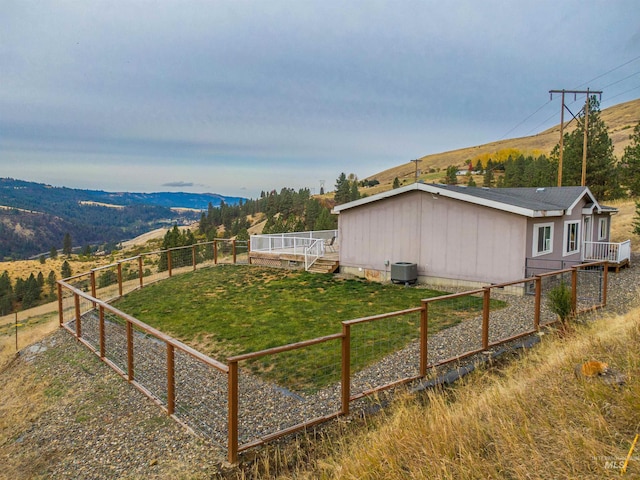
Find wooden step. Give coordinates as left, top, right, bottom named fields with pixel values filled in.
left=308, top=258, right=339, bottom=274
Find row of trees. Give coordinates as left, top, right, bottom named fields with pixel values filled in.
left=198, top=187, right=337, bottom=239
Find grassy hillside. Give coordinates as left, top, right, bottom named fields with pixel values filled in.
left=365, top=97, right=640, bottom=192
left=236, top=306, right=640, bottom=479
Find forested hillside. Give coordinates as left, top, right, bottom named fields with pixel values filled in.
left=0, top=178, right=209, bottom=259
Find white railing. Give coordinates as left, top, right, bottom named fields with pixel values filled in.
left=583, top=240, right=631, bottom=263
left=250, top=230, right=337, bottom=255
left=304, top=239, right=325, bottom=271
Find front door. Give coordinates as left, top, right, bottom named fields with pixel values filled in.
left=583, top=216, right=592, bottom=260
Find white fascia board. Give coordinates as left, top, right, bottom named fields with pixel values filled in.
left=567, top=187, right=599, bottom=215
left=332, top=183, right=421, bottom=213
left=532, top=210, right=565, bottom=217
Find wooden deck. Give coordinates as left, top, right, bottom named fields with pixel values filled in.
left=249, top=249, right=339, bottom=273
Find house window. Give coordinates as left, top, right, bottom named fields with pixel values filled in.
left=563, top=220, right=580, bottom=256
left=598, top=218, right=608, bottom=241
left=533, top=223, right=553, bottom=257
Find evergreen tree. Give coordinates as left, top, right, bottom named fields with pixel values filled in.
left=314, top=207, right=337, bottom=230
left=0, top=271, right=13, bottom=314
left=634, top=201, right=640, bottom=237
left=467, top=175, right=476, bottom=187
left=483, top=160, right=494, bottom=187
left=50, top=246, right=58, bottom=259
left=39, top=254, right=46, bottom=264
left=334, top=172, right=351, bottom=204
left=47, top=270, right=57, bottom=297
left=392, top=177, right=401, bottom=189
left=304, top=198, right=322, bottom=230
left=349, top=181, right=361, bottom=202
left=22, top=273, right=41, bottom=308
left=551, top=96, right=622, bottom=199
left=445, top=166, right=458, bottom=185
left=62, top=232, right=73, bottom=256
left=474, top=159, right=483, bottom=173
left=621, top=121, right=640, bottom=196
left=61, top=260, right=72, bottom=279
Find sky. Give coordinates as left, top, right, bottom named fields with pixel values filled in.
left=1, top=1, right=639, bottom=199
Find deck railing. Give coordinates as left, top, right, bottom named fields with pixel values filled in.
left=583, top=240, right=631, bottom=263
left=250, top=230, right=337, bottom=255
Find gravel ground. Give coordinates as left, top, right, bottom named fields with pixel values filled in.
left=3, top=255, right=639, bottom=479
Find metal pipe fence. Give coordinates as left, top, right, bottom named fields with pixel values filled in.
left=57, top=258, right=610, bottom=464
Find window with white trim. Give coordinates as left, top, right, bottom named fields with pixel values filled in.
left=598, top=217, right=608, bottom=241
left=563, top=220, right=580, bottom=256
left=533, top=223, right=553, bottom=257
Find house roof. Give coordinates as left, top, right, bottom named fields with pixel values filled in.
left=332, top=183, right=615, bottom=218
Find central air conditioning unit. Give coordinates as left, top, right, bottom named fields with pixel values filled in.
left=391, top=262, right=418, bottom=285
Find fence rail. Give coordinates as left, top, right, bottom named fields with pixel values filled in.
left=58, top=253, right=610, bottom=464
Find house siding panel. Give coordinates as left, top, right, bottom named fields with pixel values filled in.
left=419, top=195, right=525, bottom=283
left=338, top=191, right=422, bottom=271
left=339, top=190, right=527, bottom=285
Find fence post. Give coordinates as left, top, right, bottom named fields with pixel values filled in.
left=214, top=241, right=218, bottom=265
left=74, top=293, right=82, bottom=338
left=228, top=359, right=239, bottom=464
left=167, top=343, right=175, bottom=416
left=90, top=270, right=97, bottom=301
left=99, top=305, right=105, bottom=358
left=127, top=320, right=134, bottom=381
left=482, top=287, right=490, bottom=350
left=571, top=267, right=578, bottom=314
left=534, top=276, right=541, bottom=331
left=420, top=301, right=428, bottom=377
left=192, top=245, right=197, bottom=271
left=232, top=240, right=237, bottom=264
left=138, top=256, right=144, bottom=288
left=57, top=282, right=63, bottom=327
left=167, top=250, right=173, bottom=277
left=117, top=262, right=123, bottom=298
left=341, top=323, right=351, bottom=416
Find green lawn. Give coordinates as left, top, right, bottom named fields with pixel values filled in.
left=114, top=265, right=496, bottom=391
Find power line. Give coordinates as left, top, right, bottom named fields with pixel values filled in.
left=499, top=99, right=551, bottom=139
left=574, top=54, right=640, bottom=89
left=601, top=70, right=640, bottom=90
left=602, top=84, right=640, bottom=106
left=504, top=56, right=640, bottom=139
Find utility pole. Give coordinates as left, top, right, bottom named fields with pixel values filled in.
left=549, top=89, right=602, bottom=187
left=411, top=159, right=420, bottom=183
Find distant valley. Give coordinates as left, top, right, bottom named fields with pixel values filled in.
left=0, top=178, right=246, bottom=260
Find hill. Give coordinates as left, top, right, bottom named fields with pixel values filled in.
left=0, top=178, right=246, bottom=260
left=367, top=97, right=640, bottom=189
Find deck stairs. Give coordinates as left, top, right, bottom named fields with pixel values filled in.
left=307, top=257, right=340, bottom=274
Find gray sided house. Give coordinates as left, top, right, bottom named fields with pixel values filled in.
left=332, top=184, right=620, bottom=288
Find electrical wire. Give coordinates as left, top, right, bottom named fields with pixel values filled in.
left=574, top=54, right=640, bottom=89
left=502, top=55, right=640, bottom=138
left=499, top=99, right=552, bottom=139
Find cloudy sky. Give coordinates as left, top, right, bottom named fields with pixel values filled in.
left=1, top=1, right=639, bottom=198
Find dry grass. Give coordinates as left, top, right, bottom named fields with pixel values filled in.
left=236, top=308, right=640, bottom=479
left=0, top=351, right=54, bottom=480
left=0, top=312, right=59, bottom=369
left=607, top=197, right=639, bottom=248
